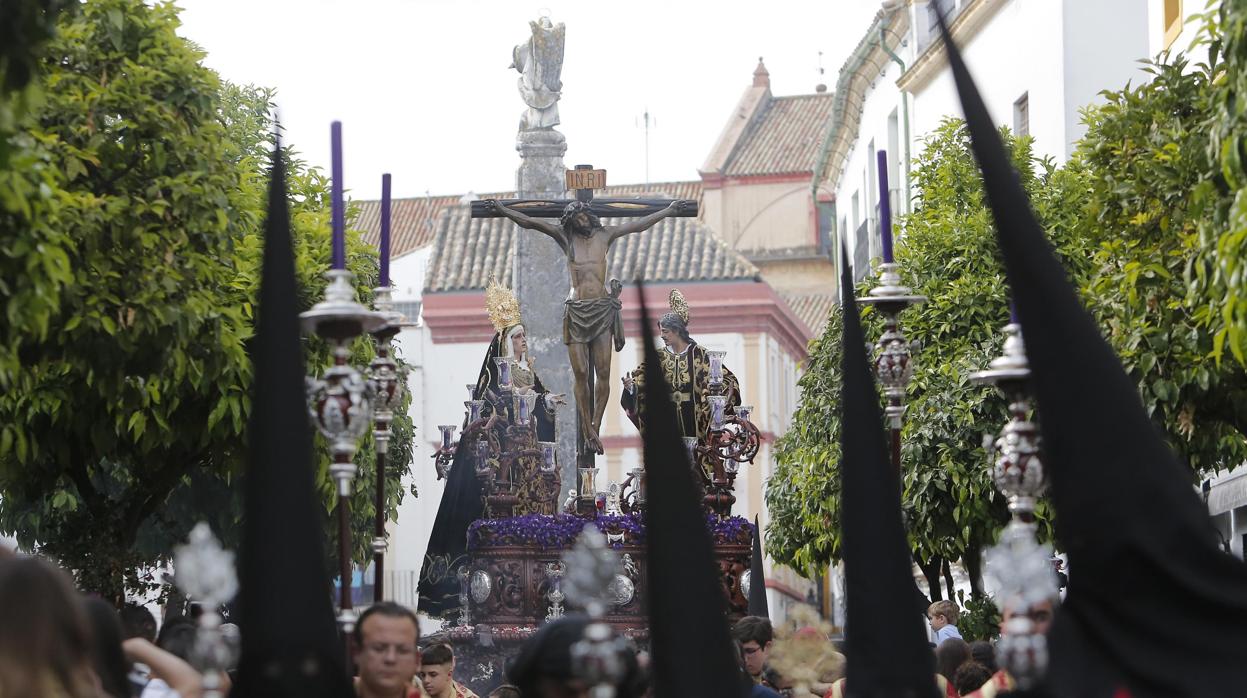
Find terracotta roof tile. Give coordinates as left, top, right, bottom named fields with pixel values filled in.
left=357, top=181, right=704, bottom=261
left=722, top=93, right=836, bottom=177
left=355, top=195, right=464, bottom=261
left=424, top=192, right=757, bottom=293
left=779, top=291, right=838, bottom=338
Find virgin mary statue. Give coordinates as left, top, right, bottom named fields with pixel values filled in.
left=418, top=279, right=564, bottom=617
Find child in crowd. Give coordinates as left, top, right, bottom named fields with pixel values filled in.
left=927, top=600, right=963, bottom=646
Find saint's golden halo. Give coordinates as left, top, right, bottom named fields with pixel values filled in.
left=668, top=288, right=690, bottom=324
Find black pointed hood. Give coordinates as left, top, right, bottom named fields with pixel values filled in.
left=749, top=515, right=770, bottom=618
left=935, top=11, right=1247, bottom=697
left=837, top=251, right=938, bottom=698
left=233, top=142, right=352, bottom=697
left=639, top=283, right=745, bottom=698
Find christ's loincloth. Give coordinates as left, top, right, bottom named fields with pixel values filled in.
left=563, top=296, right=624, bottom=351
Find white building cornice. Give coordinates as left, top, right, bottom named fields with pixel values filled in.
left=896, top=0, right=1010, bottom=93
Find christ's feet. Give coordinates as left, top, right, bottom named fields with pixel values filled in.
left=584, top=428, right=604, bottom=455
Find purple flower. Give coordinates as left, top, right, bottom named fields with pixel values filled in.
left=466, top=512, right=753, bottom=550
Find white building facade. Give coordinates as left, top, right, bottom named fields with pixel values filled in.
left=819, top=0, right=1178, bottom=280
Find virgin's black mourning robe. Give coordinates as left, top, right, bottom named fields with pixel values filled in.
left=417, top=331, right=557, bottom=618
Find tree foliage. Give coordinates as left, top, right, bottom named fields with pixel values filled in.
left=1205, top=0, right=1247, bottom=368
left=768, top=122, right=1084, bottom=591
left=0, top=0, right=413, bottom=600
left=0, top=0, right=78, bottom=166
left=769, top=19, right=1247, bottom=583
left=1076, top=49, right=1247, bottom=473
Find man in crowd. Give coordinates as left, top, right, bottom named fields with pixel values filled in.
left=353, top=602, right=422, bottom=698
left=417, top=643, right=478, bottom=698
left=732, top=615, right=774, bottom=686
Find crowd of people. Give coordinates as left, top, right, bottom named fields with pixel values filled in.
left=735, top=596, right=1051, bottom=698
left=4, top=522, right=1069, bottom=698
left=0, top=553, right=217, bottom=698
left=2, top=537, right=1049, bottom=698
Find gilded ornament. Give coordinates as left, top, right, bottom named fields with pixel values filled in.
left=486, top=276, right=523, bottom=332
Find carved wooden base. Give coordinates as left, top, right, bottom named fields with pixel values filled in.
left=426, top=513, right=754, bottom=694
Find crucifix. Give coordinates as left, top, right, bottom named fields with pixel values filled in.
left=473, top=164, right=698, bottom=470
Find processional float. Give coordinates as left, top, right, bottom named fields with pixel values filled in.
left=424, top=288, right=761, bottom=691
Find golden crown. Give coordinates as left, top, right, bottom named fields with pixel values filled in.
left=668, top=288, right=690, bottom=324
left=486, top=276, right=523, bottom=333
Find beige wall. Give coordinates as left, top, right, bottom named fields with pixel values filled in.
left=757, top=258, right=837, bottom=293
left=703, top=180, right=814, bottom=252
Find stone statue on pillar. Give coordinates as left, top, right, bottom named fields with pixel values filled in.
left=511, top=15, right=574, bottom=488
left=511, top=17, right=566, bottom=141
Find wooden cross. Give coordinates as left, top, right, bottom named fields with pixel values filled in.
left=469, top=164, right=699, bottom=219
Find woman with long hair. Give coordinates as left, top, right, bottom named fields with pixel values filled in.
left=0, top=556, right=99, bottom=697
left=82, top=597, right=134, bottom=698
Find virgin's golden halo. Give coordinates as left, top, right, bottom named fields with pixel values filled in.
left=485, top=276, right=523, bottom=333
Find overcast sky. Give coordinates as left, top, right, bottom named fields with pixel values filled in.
left=174, top=0, right=884, bottom=201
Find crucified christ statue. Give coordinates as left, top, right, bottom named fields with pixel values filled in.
left=485, top=198, right=682, bottom=455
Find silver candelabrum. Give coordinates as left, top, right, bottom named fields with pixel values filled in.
left=173, top=523, right=239, bottom=698
left=301, top=268, right=386, bottom=633
left=971, top=319, right=1056, bottom=690
left=367, top=284, right=412, bottom=604
left=857, top=262, right=925, bottom=476
left=563, top=528, right=632, bottom=698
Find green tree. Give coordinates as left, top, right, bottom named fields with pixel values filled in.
left=770, top=33, right=1247, bottom=588
left=0, top=0, right=413, bottom=600
left=0, top=0, right=78, bottom=166
left=767, top=121, right=1086, bottom=596
left=1077, top=50, right=1247, bottom=473
left=1203, top=0, right=1247, bottom=369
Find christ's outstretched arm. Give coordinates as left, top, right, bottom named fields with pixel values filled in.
left=608, top=200, right=684, bottom=242
left=489, top=200, right=567, bottom=251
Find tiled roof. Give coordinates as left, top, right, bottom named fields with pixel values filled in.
left=722, top=93, right=836, bottom=177
left=424, top=198, right=758, bottom=293
left=356, top=181, right=704, bottom=261
left=355, top=194, right=463, bottom=261
left=780, top=291, right=838, bottom=338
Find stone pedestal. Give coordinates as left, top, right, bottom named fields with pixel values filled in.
left=514, top=128, right=578, bottom=492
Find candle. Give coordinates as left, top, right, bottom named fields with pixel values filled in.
left=709, top=395, right=728, bottom=430
left=682, top=436, right=698, bottom=462
left=380, top=173, right=392, bottom=286
left=737, top=405, right=753, bottom=422
left=523, top=391, right=537, bottom=424
left=475, top=440, right=490, bottom=473
left=438, top=425, right=457, bottom=450
left=465, top=400, right=483, bottom=423
left=708, top=350, right=726, bottom=387
left=538, top=441, right=557, bottom=473
left=1009, top=300, right=1019, bottom=325
left=877, top=149, right=894, bottom=263
left=579, top=466, right=596, bottom=497
left=513, top=391, right=534, bottom=426
left=331, top=121, right=345, bottom=269
left=494, top=357, right=513, bottom=391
